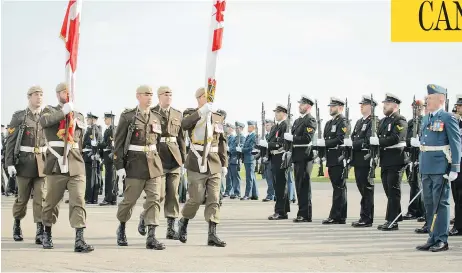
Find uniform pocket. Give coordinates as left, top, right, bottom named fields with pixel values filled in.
left=169, top=119, right=181, bottom=136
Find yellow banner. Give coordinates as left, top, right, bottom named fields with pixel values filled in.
left=391, top=0, right=462, bottom=42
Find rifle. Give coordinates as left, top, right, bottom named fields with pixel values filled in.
left=13, top=109, right=28, bottom=165
left=235, top=121, right=242, bottom=171
left=315, top=100, right=325, bottom=177
left=339, top=98, right=351, bottom=179
left=110, top=111, right=118, bottom=197
left=254, top=122, right=260, bottom=173
left=445, top=89, right=449, bottom=112
left=408, top=96, right=420, bottom=183
left=364, top=93, right=379, bottom=179
left=281, top=94, right=292, bottom=169
left=91, top=125, right=98, bottom=193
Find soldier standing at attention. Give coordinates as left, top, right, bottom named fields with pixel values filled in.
left=176, top=87, right=227, bottom=247
left=6, top=86, right=48, bottom=243
left=114, top=85, right=165, bottom=250
left=317, top=97, right=348, bottom=225
left=99, top=112, right=117, bottom=206
left=82, top=113, right=102, bottom=204
left=283, top=95, right=317, bottom=222
left=260, top=119, right=275, bottom=202
left=259, top=104, right=290, bottom=220
left=239, top=121, right=259, bottom=200
left=350, top=95, right=376, bottom=227
left=370, top=93, right=407, bottom=231
left=228, top=122, right=245, bottom=199
left=40, top=82, right=93, bottom=252
left=449, top=96, right=462, bottom=237
left=414, top=85, right=460, bottom=252
left=223, top=123, right=236, bottom=197
left=137, top=86, right=186, bottom=240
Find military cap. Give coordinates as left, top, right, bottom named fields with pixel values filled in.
left=247, top=120, right=257, bottom=126
left=27, top=85, right=43, bottom=95
left=136, top=85, right=153, bottom=94
left=235, top=121, right=245, bottom=128
left=455, top=95, right=462, bottom=105
left=427, top=84, right=447, bottom=95
left=195, top=87, right=206, bottom=98
left=359, top=95, right=377, bottom=106
left=265, top=119, right=274, bottom=124
left=157, top=86, right=172, bottom=95
left=104, top=112, right=115, bottom=118
left=328, top=97, right=345, bottom=106
left=1, top=124, right=5, bottom=128
left=56, top=82, right=67, bottom=93
left=86, top=112, right=98, bottom=119
left=273, top=104, right=288, bottom=113
left=216, top=109, right=227, bottom=118
left=226, top=123, right=235, bottom=129
left=382, top=93, right=401, bottom=104
left=452, top=105, right=457, bottom=113
left=298, top=95, right=314, bottom=106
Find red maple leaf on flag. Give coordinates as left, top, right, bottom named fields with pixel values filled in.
left=213, top=0, right=226, bottom=23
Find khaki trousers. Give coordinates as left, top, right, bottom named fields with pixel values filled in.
left=181, top=171, right=221, bottom=223
left=117, top=177, right=162, bottom=226
left=42, top=174, right=86, bottom=228
left=12, top=177, right=44, bottom=223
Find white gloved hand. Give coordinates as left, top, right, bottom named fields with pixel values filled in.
left=284, top=133, right=293, bottom=142
left=62, top=102, right=74, bottom=115
left=236, top=147, right=242, bottom=152
left=7, top=166, right=17, bottom=177
left=343, top=139, right=353, bottom=147
left=369, top=136, right=380, bottom=146
left=443, top=171, right=458, bottom=182
left=91, top=139, right=97, bottom=147
left=317, top=139, right=325, bottom=147
left=410, top=137, right=421, bottom=147
left=259, top=139, right=268, bottom=148
left=222, top=167, right=228, bottom=176
left=199, top=102, right=213, bottom=116
left=116, top=168, right=126, bottom=179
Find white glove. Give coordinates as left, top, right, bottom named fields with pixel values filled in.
left=199, top=103, right=213, bottom=116
left=259, top=139, right=268, bottom=148
left=221, top=167, right=228, bottom=176
left=236, top=147, right=242, bottom=152
left=410, top=137, right=421, bottom=147
left=317, top=139, right=325, bottom=147
left=116, top=168, right=126, bottom=179
left=91, top=154, right=100, bottom=161
left=62, top=102, right=74, bottom=115
left=343, top=139, right=353, bottom=147
left=443, top=171, right=458, bottom=182
left=262, top=157, right=268, bottom=163
left=7, top=166, right=17, bottom=177
left=369, top=137, right=380, bottom=146
left=91, top=139, right=97, bottom=147
left=284, top=133, right=293, bottom=142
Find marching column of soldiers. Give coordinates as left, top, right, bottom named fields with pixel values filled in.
left=2, top=83, right=462, bottom=253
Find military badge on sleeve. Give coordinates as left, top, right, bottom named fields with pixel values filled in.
left=307, top=127, right=313, bottom=133
left=396, top=125, right=404, bottom=131
left=341, top=127, right=347, bottom=133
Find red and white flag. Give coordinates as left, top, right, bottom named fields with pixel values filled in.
left=57, top=0, right=82, bottom=142
left=205, top=0, right=226, bottom=103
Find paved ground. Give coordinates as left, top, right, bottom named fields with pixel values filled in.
left=2, top=180, right=462, bottom=272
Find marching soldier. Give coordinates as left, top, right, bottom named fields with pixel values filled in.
left=260, top=119, right=275, bottom=202
left=1, top=124, right=8, bottom=196
left=239, top=121, right=259, bottom=200
left=449, top=96, right=462, bottom=237
left=6, top=86, right=48, bottom=243
left=223, top=123, right=236, bottom=197
left=350, top=95, right=377, bottom=227
left=114, top=85, right=165, bottom=250
left=82, top=113, right=102, bottom=204
left=228, top=122, right=245, bottom=199
left=283, top=95, right=317, bottom=222
left=370, top=93, right=407, bottom=231
left=99, top=112, right=117, bottom=206
left=317, top=97, right=348, bottom=225
left=176, top=87, right=227, bottom=247
left=40, top=82, right=93, bottom=252
left=415, top=84, right=460, bottom=252
left=259, top=104, right=290, bottom=220
left=137, top=86, right=186, bottom=240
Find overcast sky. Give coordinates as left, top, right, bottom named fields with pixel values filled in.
left=1, top=0, right=461, bottom=130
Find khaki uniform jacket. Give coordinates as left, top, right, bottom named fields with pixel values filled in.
left=114, top=107, right=163, bottom=180
left=152, top=105, right=186, bottom=169
left=182, top=108, right=227, bottom=174
left=5, top=109, right=47, bottom=178
left=40, top=105, right=86, bottom=176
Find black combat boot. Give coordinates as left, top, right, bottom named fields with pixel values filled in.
left=13, top=219, right=23, bottom=241
left=138, top=214, right=146, bottom=236
left=35, top=222, right=44, bottom=244
left=166, top=217, right=178, bottom=239
left=175, top=218, right=189, bottom=243
left=117, top=222, right=128, bottom=246
left=207, top=221, right=226, bottom=247
left=74, top=228, right=94, bottom=253
left=42, top=226, right=53, bottom=249
left=146, top=225, right=166, bottom=250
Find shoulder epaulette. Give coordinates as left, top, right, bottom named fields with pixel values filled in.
left=170, top=107, right=181, bottom=114
left=151, top=109, right=162, bottom=116
left=13, top=109, right=26, bottom=116
left=122, top=107, right=135, bottom=114
left=183, top=108, right=197, bottom=115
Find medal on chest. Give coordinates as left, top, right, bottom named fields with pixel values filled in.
left=361, top=124, right=367, bottom=131
left=151, top=120, right=161, bottom=134
left=431, top=120, right=444, bottom=132
left=331, top=125, right=336, bottom=133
